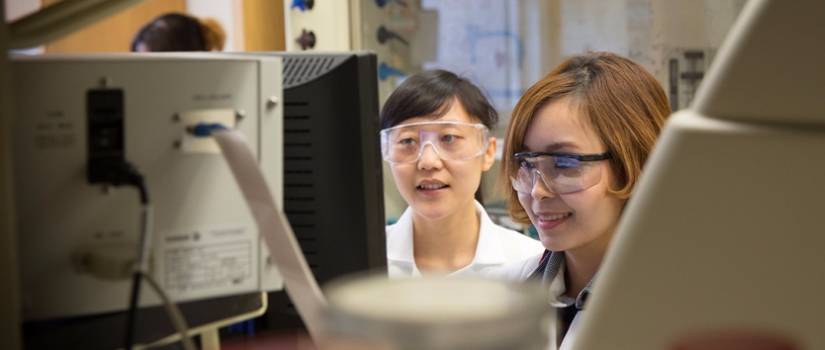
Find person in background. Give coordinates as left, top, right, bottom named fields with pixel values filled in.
left=499, top=51, right=670, bottom=349
left=131, top=13, right=225, bottom=52
left=381, top=69, right=544, bottom=277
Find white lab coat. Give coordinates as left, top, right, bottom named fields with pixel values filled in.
left=493, top=254, right=585, bottom=350
left=386, top=200, right=545, bottom=277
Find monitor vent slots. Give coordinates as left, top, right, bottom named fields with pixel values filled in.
left=282, top=55, right=346, bottom=89
left=283, top=99, right=319, bottom=267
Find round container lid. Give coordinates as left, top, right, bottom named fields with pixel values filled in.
left=323, top=274, right=551, bottom=350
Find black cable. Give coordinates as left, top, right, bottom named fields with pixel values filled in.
left=108, top=163, right=148, bottom=350
left=124, top=271, right=143, bottom=350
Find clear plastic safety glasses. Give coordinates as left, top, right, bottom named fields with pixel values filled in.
left=380, top=121, right=490, bottom=164
left=511, top=151, right=612, bottom=195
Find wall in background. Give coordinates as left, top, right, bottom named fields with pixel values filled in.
left=41, top=0, right=186, bottom=53
left=241, top=0, right=285, bottom=51
left=186, top=0, right=237, bottom=51
left=555, top=0, right=747, bottom=110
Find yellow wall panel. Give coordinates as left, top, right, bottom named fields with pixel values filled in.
left=241, top=0, right=285, bottom=51
left=43, top=0, right=186, bottom=53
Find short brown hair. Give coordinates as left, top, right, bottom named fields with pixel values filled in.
left=501, top=52, right=670, bottom=224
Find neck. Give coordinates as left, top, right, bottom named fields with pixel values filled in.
left=412, top=200, right=480, bottom=274
left=563, top=228, right=614, bottom=298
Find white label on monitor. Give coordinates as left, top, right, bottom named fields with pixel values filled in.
left=156, top=224, right=258, bottom=301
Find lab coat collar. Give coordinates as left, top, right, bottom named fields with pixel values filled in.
left=540, top=251, right=594, bottom=310
left=386, top=207, right=416, bottom=263
left=472, top=200, right=508, bottom=265
left=385, top=200, right=508, bottom=267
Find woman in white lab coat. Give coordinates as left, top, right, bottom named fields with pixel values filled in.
left=381, top=70, right=544, bottom=277
left=498, top=52, right=670, bottom=349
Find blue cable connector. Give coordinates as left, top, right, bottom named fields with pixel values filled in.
left=186, top=123, right=227, bottom=137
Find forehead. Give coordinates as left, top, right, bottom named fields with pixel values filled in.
left=523, top=98, right=605, bottom=152
left=399, top=99, right=476, bottom=126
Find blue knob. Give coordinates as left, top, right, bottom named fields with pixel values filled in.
left=291, top=0, right=314, bottom=11
left=375, top=0, right=408, bottom=7
left=378, top=62, right=406, bottom=81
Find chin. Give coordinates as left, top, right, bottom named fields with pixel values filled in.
left=538, top=234, right=577, bottom=252
left=411, top=202, right=450, bottom=219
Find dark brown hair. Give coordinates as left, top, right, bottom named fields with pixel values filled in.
left=131, top=13, right=225, bottom=52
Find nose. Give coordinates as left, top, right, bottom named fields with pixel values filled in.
left=529, top=170, right=556, bottom=200
left=417, top=142, right=443, bottom=170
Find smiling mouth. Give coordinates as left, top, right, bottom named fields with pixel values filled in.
left=417, top=183, right=449, bottom=190
left=535, top=212, right=572, bottom=229
left=538, top=213, right=572, bottom=222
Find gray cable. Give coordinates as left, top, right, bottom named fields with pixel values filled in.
left=142, top=272, right=197, bottom=350
left=133, top=203, right=195, bottom=350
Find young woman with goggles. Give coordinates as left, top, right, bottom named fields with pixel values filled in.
left=381, top=70, right=544, bottom=277
left=497, top=52, right=670, bottom=349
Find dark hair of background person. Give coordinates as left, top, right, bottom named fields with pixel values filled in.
left=380, top=69, right=499, bottom=203
left=131, top=13, right=225, bottom=52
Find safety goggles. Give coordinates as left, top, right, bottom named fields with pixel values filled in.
left=511, top=151, right=612, bottom=195
left=379, top=121, right=490, bottom=164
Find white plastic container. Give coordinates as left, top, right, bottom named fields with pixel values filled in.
left=321, top=275, right=552, bottom=350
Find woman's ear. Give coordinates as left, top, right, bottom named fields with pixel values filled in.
left=482, top=137, right=496, bottom=171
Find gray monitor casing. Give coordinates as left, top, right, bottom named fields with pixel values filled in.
left=13, top=53, right=283, bottom=347
left=573, top=0, right=825, bottom=348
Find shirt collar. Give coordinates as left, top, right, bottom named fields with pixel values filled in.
left=385, top=200, right=507, bottom=267
left=541, top=251, right=595, bottom=310
left=386, top=206, right=416, bottom=263
left=472, top=200, right=507, bottom=265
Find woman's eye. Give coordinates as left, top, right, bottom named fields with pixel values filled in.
left=519, top=160, right=536, bottom=169
left=554, top=157, right=580, bottom=169
left=441, top=134, right=461, bottom=143
left=397, top=138, right=416, bottom=146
